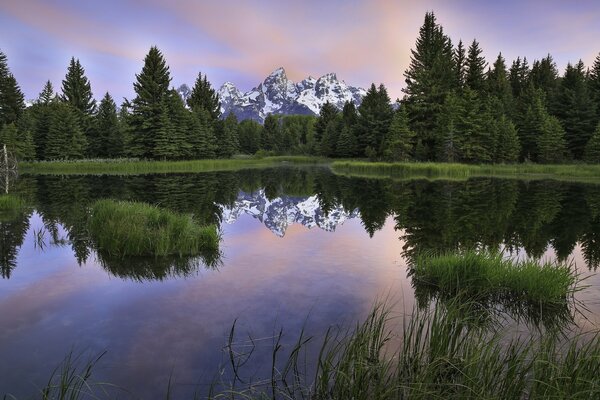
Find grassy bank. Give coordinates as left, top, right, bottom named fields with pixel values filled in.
left=20, top=156, right=325, bottom=175
left=331, top=160, right=600, bottom=183
left=411, top=251, right=578, bottom=306
left=89, top=199, right=219, bottom=257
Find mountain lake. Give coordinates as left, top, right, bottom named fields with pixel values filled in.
left=1, top=166, right=600, bottom=398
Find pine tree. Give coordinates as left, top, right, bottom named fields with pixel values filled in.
left=187, top=108, right=216, bottom=158
left=217, top=112, right=239, bottom=157
left=537, top=115, right=567, bottom=163
left=554, top=61, right=597, bottom=159
left=494, top=115, right=520, bottom=163
left=453, top=40, right=467, bottom=89
left=38, top=80, right=55, bottom=104
left=590, top=53, right=600, bottom=122
left=94, top=93, right=122, bottom=157
left=383, top=107, right=416, bottom=161
left=0, top=74, right=25, bottom=126
left=530, top=55, right=559, bottom=106
left=403, top=12, right=456, bottom=159
left=356, top=84, right=393, bottom=157
left=509, top=57, right=530, bottom=98
left=187, top=72, right=220, bottom=120
left=584, top=123, right=600, bottom=163
left=314, top=101, right=339, bottom=145
left=61, top=57, right=96, bottom=115
left=454, top=88, right=493, bottom=163
left=0, top=123, right=35, bottom=160
left=164, top=88, right=188, bottom=159
left=118, top=100, right=132, bottom=158
left=262, top=114, right=279, bottom=151
left=486, top=53, right=513, bottom=115
left=320, top=116, right=341, bottom=157
left=465, top=39, right=487, bottom=93
left=130, top=46, right=172, bottom=159
left=46, top=103, right=87, bottom=159
left=336, top=125, right=357, bottom=158
left=518, top=87, right=547, bottom=161
left=341, top=101, right=358, bottom=128
left=238, top=119, right=262, bottom=154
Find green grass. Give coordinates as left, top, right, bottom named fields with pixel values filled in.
left=89, top=199, right=220, bottom=257
left=410, top=251, right=578, bottom=307
left=331, top=160, right=600, bottom=183
left=0, top=194, right=27, bottom=221
left=19, top=156, right=325, bottom=176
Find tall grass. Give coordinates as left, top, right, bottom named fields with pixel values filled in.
left=89, top=199, right=220, bottom=257
left=410, top=251, right=578, bottom=305
left=331, top=160, right=600, bottom=183
left=20, top=156, right=325, bottom=176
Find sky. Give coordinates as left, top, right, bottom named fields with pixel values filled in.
left=1, top=0, right=600, bottom=102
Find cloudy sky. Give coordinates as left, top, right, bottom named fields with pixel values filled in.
left=1, top=0, right=599, bottom=102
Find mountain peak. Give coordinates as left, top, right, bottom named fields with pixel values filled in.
left=217, top=67, right=365, bottom=122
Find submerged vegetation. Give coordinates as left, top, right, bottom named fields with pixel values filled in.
left=89, top=199, right=219, bottom=257
left=331, top=160, right=600, bottom=182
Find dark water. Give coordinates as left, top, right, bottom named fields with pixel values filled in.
left=1, top=167, right=600, bottom=398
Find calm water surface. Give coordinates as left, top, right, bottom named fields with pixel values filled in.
left=1, top=167, right=600, bottom=398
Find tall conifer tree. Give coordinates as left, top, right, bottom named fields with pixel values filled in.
left=465, top=39, right=487, bottom=93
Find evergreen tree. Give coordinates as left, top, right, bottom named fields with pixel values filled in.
left=0, top=74, right=25, bottom=126
left=454, top=88, right=493, bottom=163
left=436, top=91, right=461, bottom=162
left=94, top=93, right=122, bottom=157
left=45, top=103, right=87, bottom=159
left=584, top=123, right=600, bottom=163
left=356, top=84, right=393, bottom=157
left=118, top=100, right=133, bottom=158
left=465, top=39, right=487, bottom=93
left=187, top=72, right=220, bottom=120
left=383, top=107, right=416, bottom=161
left=530, top=55, right=559, bottom=105
left=518, top=87, right=548, bottom=161
left=336, top=125, right=357, bottom=158
left=537, top=115, right=567, bottom=163
left=217, top=112, right=239, bottom=157
left=314, top=101, right=339, bottom=145
left=38, top=80, right=55, bottom=104
left=262, top=114, right=279, bottom=151
left=403, top=12, right=456, bottom=159
left=486, top=53, right=513, bottom=115
left=130, top=46, right=171, bottom=159
left=553, top=61, right=597, bottom=159
left=453, top=39, right=467, bottom=89
left=0, top=123, right=35, bottom=160
left=509, top=57, right=530, bottom=98
left=61, top=57, right=96, bottom=115
left=187, top=108, right=216, bottom=158
left=238, top=119, right=262, bottom=154
left=341, top=101, right=358, bottom=128
left=494, top=115, right=520, bottom=163
left=590, top=53, right=600, bottom=122
left=164, top=88, right=188, bottom=159
left=320, top=116, right=341, bottom=157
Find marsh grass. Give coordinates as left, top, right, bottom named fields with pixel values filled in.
left=20, top=156, right=325, bottom=176
left=331, top=160, right=600, bottom=183
left=0, top=194, right=27, bottom=221
left=89, top=200, right=220, bottom=258
left=410, top=251, right=578, bottom=307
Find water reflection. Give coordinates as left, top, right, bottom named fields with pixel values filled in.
left=3, top=168, right=600, bottom=281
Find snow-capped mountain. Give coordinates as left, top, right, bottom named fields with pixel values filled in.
left=220, top=189, right=359, bottom=237
left=216, top=67, right=366, bottom=123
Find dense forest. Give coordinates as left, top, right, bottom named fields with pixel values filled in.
left=1, top=12, right=600, bottom=163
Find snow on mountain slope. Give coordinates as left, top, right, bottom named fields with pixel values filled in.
left=216, top=67, right=366, bottom=123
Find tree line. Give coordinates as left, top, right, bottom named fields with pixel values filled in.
left=1, top=11, right=600, bottom=163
